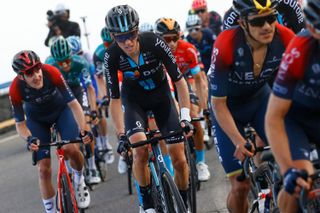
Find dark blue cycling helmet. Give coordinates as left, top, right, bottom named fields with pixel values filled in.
left=105, top=5, right=139, bottom=33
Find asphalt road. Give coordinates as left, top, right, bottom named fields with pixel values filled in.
left=0, top=128, right=230, bottom=213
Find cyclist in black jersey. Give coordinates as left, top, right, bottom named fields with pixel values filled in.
left=223, top=0, right=305, bottom=33
left=104, top=5, right=193, bottom=212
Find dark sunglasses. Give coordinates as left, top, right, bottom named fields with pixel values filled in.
left=195, top=9, right=206, bottom=14
left=247, top=14, right=277, bottom=27
left=114, top=30, right=138, bottom=43
left=188, top=27, right=201, bottom=33
left=163, top=35, right=180, bottom=43
left=21, top=63, right=42, bottom=77
left=57, top=58, right=72, bottom=67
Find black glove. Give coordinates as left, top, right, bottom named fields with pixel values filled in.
left=90, top=110, right=98, bottom=121
left=26, top=136, right=38, bottom=151
left=180, top=120, right=194, bottom=135
left=283, top=168, right=308, bottom=194
left=203, top=109, right=210, bottom=117
left=101, top=95, right=110, bottom=107
left=117, top=134, right=130, bottom=155
left=79, top=130, right=93, bottom=143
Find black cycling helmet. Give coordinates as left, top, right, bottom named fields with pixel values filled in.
left=304, top=0, right=320, bottom=31
left=105, top=5, right=139, bottom=33
left=155, top=18, right=181, bottom=36
left=12, top=50, right=41, bottom=74
left=233, top=0, right=279, bottom=17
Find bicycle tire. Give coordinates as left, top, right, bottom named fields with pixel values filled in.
left=185, top=138, right=197, bottom=213
left=61, top=173, right=77, bottom=213
left=161, top=170, right=187, bottom=213
left=127, top=167, right=133, bottom=195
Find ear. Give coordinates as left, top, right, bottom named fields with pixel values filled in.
left=17, top=75, right=24, bottom=81
left=238, top=18, right=247, bottom=30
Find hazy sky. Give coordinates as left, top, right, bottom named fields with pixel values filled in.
left=0, top=0, right=232, bottom=84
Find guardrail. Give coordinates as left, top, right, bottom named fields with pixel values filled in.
left=0, top=81, right=14, bottom=133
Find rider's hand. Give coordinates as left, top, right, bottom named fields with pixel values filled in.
left=90, top=110, right=99, bottom=125
left=117, top=134, right=130, bottom=156
left=180, top=120, right=194, bottom=137
left=79, top=130, right=93, bottom=145
left=26, top=136, right=39, bottom=152
left=284, top=168, right=310, bottom=197
left=102, top=95, right=110, bottom=107
left=233, top=141, right=254, bottom=161
left=203, top=109, right=210, bottom=118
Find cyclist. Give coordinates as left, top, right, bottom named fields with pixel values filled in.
left=139, top=22, right=154, bottom=32
left=66, top=35, right=105, bottom=184
left=223, top=0, right=305, bottom=33
left=46, top=38, right=101, bottom=185
left=265, top=0, right=320, bottom=212
left=190, top=0, right=222, bottom=39
left=92, top=27, right=118, bottom=171
left=155, top=17, right=211, bottom=181
left=105, top=5, right=193, bottom=212
left=208, top=0, right=295, bottom=211
left=186, top=14, right=215, bottom=74
left=9, top=50, right=92, bottom=212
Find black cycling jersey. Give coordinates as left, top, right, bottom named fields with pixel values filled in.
left=104, top=32, right=183, bottom=100
left=223, top=0, right=305, bottom=34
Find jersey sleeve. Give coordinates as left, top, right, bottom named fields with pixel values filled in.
left=104, top=45, right=120, bottom=99
left=277, top=0, right=305, bottom=33
left=273, top=35, right=311, bottom=99
left=152, top=34, right=183, bottom=82
left=43, top=64, right=75, bottom=103
left=222, top=7, right=239, bottom=30
left=208, top=29, right=236, bottom=97
left=186, top=44, right=201, bottom=75
left=80, top=59, right=92, bottom=86
left=93, top=52, right=104, bottom=76
left=9, top=78, right=25, bottom=122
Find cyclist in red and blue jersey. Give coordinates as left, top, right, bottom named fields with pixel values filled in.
left=105, top=5, right=193, bottom=212
left=265, top=0, right=320, bottom=212
left=9, top=51, right=93, bottom=212
left=223, top=0, right=305, bottom=33
left=155, top=17, right=211, bottom=182
left=209, top=0, right=294, bottom=211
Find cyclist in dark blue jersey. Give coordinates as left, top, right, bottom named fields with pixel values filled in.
left=9, top=51, right=93, bottom=212
left=209, top=0, right=294, bottom=212
left=265, top=0, right=320, bottom=212
left=223, top=0, right=305, bottom=33
left=105, top=5, right=193, bottom=212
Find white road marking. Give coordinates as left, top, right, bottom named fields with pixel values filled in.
left=0, top=134, right=19, bottom=144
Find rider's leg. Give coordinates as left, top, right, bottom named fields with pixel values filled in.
left=227, top=174, right=250, bottom=213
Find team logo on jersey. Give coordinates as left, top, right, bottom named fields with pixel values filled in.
left=312, top=64, right=320, bottom=74
left=123, top=70, right=140, bottom=79
left=237, top=48, right=244, bottom=57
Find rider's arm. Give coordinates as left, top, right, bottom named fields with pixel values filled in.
left=104, top=46, right=124, bottom=135
left=82, top=62, right=97, bottom=112
left=174, top=78, right=191, bottom=111
left=277, top=0, right=305, bottom=33
left=68, top=99, right=87, bottom=131
left=265, top=95, right=293, bottom=175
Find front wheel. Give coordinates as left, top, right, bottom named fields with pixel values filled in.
left=185, top=139, right=197, bottom=212
left=60, top=173, right=78, bottom=213
left=160, top=170, right=187, bottom=213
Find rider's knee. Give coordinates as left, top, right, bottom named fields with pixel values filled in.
left=231, top=180, right=250, bottom=197
left=171, top=156, right=187, bottom=172
left=38, top=165, right=52, bottom=180
left=133, top=147, right=149, bottom=165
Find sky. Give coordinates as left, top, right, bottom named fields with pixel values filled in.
left=0, top=0, right=232, bottom=84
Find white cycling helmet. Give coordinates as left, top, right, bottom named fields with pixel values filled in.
left=186, top=14, right=202, bottom=29
left=139, top=22, right=154, bottom=32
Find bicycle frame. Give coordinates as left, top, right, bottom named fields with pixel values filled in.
left=56, top=147, right=79, bottom=213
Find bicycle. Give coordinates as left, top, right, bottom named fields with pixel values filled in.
left=237, top=124, right=280, bottom=213
left=129, top=130, right=187, bottom=213
left=32, top=136, right=85, bottom=213
left=203, top=109, right=214, bottom=150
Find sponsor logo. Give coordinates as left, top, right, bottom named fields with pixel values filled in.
left=312, top=63, right=320, bottom=74
left=282, top=0, right=304, bottom=24
left=223, top=10, right=238, bottom=29
left=155, top=38, right=176, bottom=64
left=278, top=47, right=300, bottom=80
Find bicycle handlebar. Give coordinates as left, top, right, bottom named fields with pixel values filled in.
left=130, top=130, right=184, bottom=149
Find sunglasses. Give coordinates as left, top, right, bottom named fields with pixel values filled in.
left=188, top=27, right=201, bottom=33
left=163, top=35, right=180, bottom=43
left=247, top=14, right=277, bottom=27
left=113, top=30, right=138, bottom=43
left=21, top=63, right=42, bottom=77
left=57, top=58, right=72, bottom=67
left=195, top=9, right=206, bottom=14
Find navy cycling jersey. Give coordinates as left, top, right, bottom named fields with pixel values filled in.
left=186, top=28, right=215, bottom=73
left=204, top=11, right=222, bottom=37
left=209, top=24, right=294, bottom=100
left=223, top=0, right=305, bottom=34
left=9, top=64, right=75, bottom=122
left=104, top=32, right=183, bottom=99
left=273, top=30, right=320, bottom=110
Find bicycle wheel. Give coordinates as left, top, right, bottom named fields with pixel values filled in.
left=60, top=173, right=77, bottom=213
left=126, top=155, right=133, bottom=195
left=160, top=170, right=187, bottom=213
left=185, top=139, right=197, bottom=212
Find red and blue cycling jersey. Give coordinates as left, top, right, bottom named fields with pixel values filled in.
left=9, top=64, right=75, bottom=122
left=209, top=23, right=294, bottom=101
left=273, top=30, right=320, bottom=110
